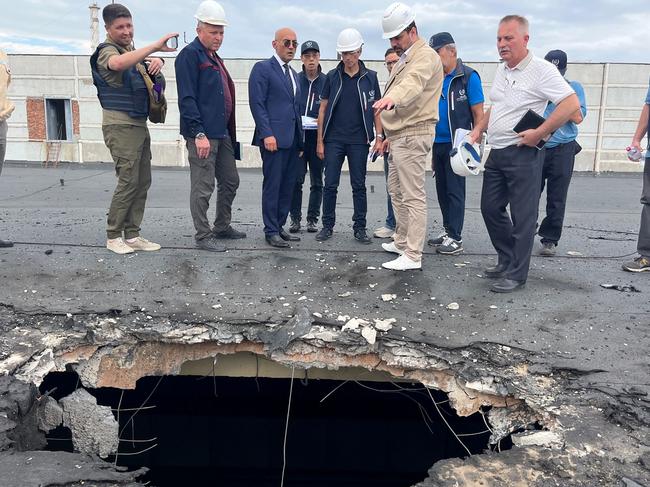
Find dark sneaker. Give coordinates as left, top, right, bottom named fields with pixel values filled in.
left=306, top=220, right=318, bottom=233
left=315, top=227, right=333, bottom=241
left=437, top=237, right=463, bottom=255
left=622, top=256, right=650, bottom=273
left=289, top=218, right=301, bottom=233
left=0, top=239, right=14, bottom=248
left=427, top=232, right=447, bottom=247
left=196, top=236, right=227, bottom=252
left=354, top=229, right=372, bottom=244
left=213, top=226, right=246, bottom=239
left=539, top=241, right=556, bottom=256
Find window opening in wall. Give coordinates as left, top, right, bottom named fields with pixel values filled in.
left=45, top=98, right=73, bottom=141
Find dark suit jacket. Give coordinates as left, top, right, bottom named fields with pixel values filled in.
left=248, top=56, right=302, bottom=149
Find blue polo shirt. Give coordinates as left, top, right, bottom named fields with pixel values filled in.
left=435, top=70, right=483, bottom=143
left=544, top=79, right=587, bottom=148
left=645, top=78, right=650, bottom=156
left=322, top=71, right=367, bottom=145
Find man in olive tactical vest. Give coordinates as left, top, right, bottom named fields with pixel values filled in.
left=90, top=3, right=177, bottom=254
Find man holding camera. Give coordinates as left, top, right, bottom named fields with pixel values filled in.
left=90, top=3, right=177, bottom=254
left=176, top=0, right=245, bottom=252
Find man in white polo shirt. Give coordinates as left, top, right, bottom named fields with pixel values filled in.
left=468, top=15, right=580, bottom=293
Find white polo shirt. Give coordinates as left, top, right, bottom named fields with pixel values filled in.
left=487, top=51, right=574, bottom=149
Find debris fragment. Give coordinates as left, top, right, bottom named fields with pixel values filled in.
left=489, top=305, right=498, bottom=309
left=511, top=430, right=564, bottom=449
left=566, top=251, right=583, bottom=256
left=361, top=326, right=377, bottom=345
left=312, top=312, right=323, bottom=318
left=338, top=291, right=353, bottom=298
left=342, top=317, right=368, bottom=331
left=446, top=302, right=460, bottom=310
left=369, top=283, right=378, bottom=288
left=600, top=283, right=641, bottom=293
left=453, top=263, right=466, bottom=268
left=337, top=315, right=350, bottom=322
left=297, top=296, right=307, bottom=301
left=211, top=304, right=222, bottom=309
left=44, top=249, right=53, bottom=255
left=367, top=266, right=377, bottom=270
left=374, top=318, right=396, bottom=331
left=381, top=294, right=397, bottom=302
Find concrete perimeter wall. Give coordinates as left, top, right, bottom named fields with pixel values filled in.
left=4, top=54, right=649, bottom=172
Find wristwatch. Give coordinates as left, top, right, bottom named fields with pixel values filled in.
left=195, top=132, right=206, bottom=139
left=377, top=134, right=385, bottom=140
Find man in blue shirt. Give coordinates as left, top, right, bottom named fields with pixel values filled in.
left=315, top=28, right=384, bottom=244
left=537, top=50, right=586, bottom=256
left=622, top=76, right=650, bottom=272
left=427, top=32, right=484, bottom=255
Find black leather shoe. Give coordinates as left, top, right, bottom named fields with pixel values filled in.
left=306, top=221, right=318, bottom=233
left=0, top=239, right=14, bottom=248
left=280, top=229, right=300, bottom=241
left=288, top=219, right=301, bottom=233
left=490, top=278, right=526, bottom=293
left=315, top=227, right=333, bottom=241
left=266, top=235, right=290, bottom=248
left=196, top=236, right=227, bottom=252
left=213, top=226, right=246, bottom=239
left=484, top=264, right=508, bottom=278
left=354, top=229, right=372, bottom=244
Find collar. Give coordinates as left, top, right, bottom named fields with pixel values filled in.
left=506, top=50, right=533, bottom=71
left=104, top=36, right=133, bottom=52
left=273, top=53, right=290, bottom=69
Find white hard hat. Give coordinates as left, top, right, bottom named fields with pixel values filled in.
left=450, top=140, right=484, bottom=177
left=194, top=0, right=228, bottom=26
left=336, top=28, right=364, bottom=53
left=381, top=2, right=416, bottom=39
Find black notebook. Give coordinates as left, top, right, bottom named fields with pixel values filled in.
left=513, top=109, right=548, bottom=149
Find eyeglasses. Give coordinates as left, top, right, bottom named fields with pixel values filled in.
left=282, top=39, right=299, bottom=48
left=385, top=60, right=397, bottom=67
left=341, top=49, right=361, bottom=57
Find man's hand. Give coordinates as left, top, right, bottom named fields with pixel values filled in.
left=195, top=137, right=210, bottom=159
left=517, top=128, right=544, bottom=148
left=316, top=140, right=325, bottom=160
left=630, top=139, right=643, bottom=153
left=373, top=97, right=395, bottom=115
left=371, top=138, right=384, bottom=158
left=382, top=139, right=390, bottom=154
left=155, top=33, right=179, bottom=53
left=145, top=57, right=164, bottom=76
left=467, top=128, right=482, bottom=145
left=264, top=136, right=278, bottom=152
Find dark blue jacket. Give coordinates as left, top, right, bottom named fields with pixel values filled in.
left=90, top=42, right=149, bottom=120
left=248, top=57, right=303, bottom=149
left=175, top=37, right=236, bottom=144
left=298, top=67, right=326, bottom=120
left=321, top=60, right=380, bottom=144
left=441, top=58, right=481, bottom=139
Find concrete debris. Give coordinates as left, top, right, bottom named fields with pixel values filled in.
left=60, top=389, right=119, bottom=458
left=338, top=291, right=353, bottom=298
left=381, top=294, right=397, bottom=302
left=567, top=251, right=583, bottom=256
left=211, top=304, right=222, bottom=309
left=511, top=430, right=564, bottom=449
left=361, top=326, right=377, bottom=345
left=312, top=312, right=323, bottom=318
left=374, top=318, right=396, bottom=332
left=258, top=306, right=313, bottom=353
left=600, top=283, right=641, bottom=293
left=35, top=396, right=63, bottom=433
left=446, top=302, right=460, bottom=310
left=342, top=318, right=368, bottom=332
left=337, top=315, right=350, bottom=322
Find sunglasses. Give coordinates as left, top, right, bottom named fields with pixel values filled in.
left=282, top=39, right=299, bottom=48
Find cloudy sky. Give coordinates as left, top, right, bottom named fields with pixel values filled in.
left=1, top=0, right=649, bottom=63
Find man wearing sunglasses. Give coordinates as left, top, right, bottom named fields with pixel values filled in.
left=316, top=28, right=384, bottom=245
left=374, top=3, right=443, bottom=271
left=249, top=28, right=303, bottom=248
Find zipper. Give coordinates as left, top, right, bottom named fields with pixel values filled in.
left=357, top=71, right=370, bottom=144
left=304, top=79, right=314, bottom=117
left=323, top=70, right=344, bottom=138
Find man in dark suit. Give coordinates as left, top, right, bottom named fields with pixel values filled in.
left=248, top=27, right=303, bottom=248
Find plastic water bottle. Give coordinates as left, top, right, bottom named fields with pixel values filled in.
left=626, top=146, right=643, bottom=162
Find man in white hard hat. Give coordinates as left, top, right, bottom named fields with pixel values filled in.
left=373, top=3, right=443, bottom=271
left=90, top=3, right=177, bottom=255
left=467, top=15, right=580, bottom=292
left=175, top=0, right=246, bottom=253
left=316, top=28, right=384, bottom=245
left=249, top=28, right=303, bottom=248
left=0, top=47, right=15, bottom=248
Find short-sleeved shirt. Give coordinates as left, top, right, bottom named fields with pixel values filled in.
left=435, top=70, right=484, bottom=143
left=545, top=79, right=587, bottom=147
left=96, top=38, right=146, bottom=127
left=322, top=71, right=367, bottom=145
left=487, top=51, right=574, bottom=149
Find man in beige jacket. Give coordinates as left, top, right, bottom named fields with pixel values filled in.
left=374, top=2, right=443, bottom=270
left=0, top=48, right=15, bottom=248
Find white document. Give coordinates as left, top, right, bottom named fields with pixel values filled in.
left=301, top=116, right=318, bottom=130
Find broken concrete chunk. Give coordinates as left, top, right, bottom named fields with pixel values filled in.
left=338, top=291, right=353, bottom=298
left=566, top=251, right=583, bottom=256
left=36, top=395, right=64, bottom=433
left=336, top=315, right=350, bottom=322
left=60, top=389, right=119, bottom=458
left=374, top=318, right=396, bottom=332
left=511, top=430, right=564, bottom=449
left=342, top=318, right=368, bottom=332
left=361, top=326, right=377, bottom=345
left=381, top=294, right=397, bottom=302
left=446, top=302, right=460, bottom=310
left=600, top=283, right=641, bottom=293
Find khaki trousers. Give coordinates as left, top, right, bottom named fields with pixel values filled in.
left=388, top=135, right=432, bottom=261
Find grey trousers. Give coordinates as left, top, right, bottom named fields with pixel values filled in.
left=639, top=157, right=650, bottom=258
left=0, top=119, right=7, bottom=176
left=186, top=136, right=239, bottom=241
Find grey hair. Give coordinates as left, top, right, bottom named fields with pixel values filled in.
left=499, top=15, right=529, bottom=34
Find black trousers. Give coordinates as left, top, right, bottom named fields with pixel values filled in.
left=639, top=157, right=650, bottom=258
left=481, top=145, right=544, bottom=282
left=433, top=142, right=466, bottom=241
left=539, top=141, right=577, bottom=245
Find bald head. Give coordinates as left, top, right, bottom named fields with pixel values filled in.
left=272, top=27, right=297, bottom=63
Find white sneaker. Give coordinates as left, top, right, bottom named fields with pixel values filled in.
left=382, top=254, right=421, bottom=271
left=373, top=226, right=395, bottom=239
left=125, top=236, right=161, bottom=251
left=381, top=242, right=403, bottom=255
left=107, top=237, right=134, bottom=255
